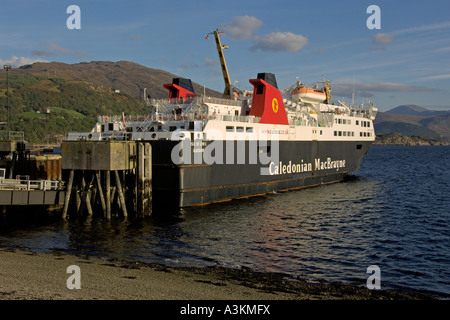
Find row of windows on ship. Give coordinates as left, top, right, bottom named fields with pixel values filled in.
left=335, top=118, right=372, bottom=127
left=334, top=131, right=373, bottom=137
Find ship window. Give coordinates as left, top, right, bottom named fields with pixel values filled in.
left=108, top=123, right=114, bottom=131
left=343, top=131, right=346, bottom=136
left=226, top=126, right=234, bottom=132
left=320, top=130, right=323, bottom=135
left=334, top=131, right=337, bottom=136
left=256, top=85, right=264, bottom=94
left=246, top=127, right=254, bottom=133
left=169, top=126, right=177, bottom=131
left=101, top=125, right=105, bottom=132
left=367, top=122, right=371, bottom=127
left=339, top=131, right=342, bottom=136
left=236, top=126, right=244, bottom=132
left=360, top=132, right=363, bottom=137
left=235, top=110, right=239, bottom=116
left=356, top=120, right=359, bottom=125
left=343, top=119, right=346, bottom=124
left=338, top=119, right=342, bottom=124
left=352, top=132, right=355, bottom=136
left=357, top=144, right=362, bottom=149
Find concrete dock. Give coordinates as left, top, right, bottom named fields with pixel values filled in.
left=0, top=139, right=152, bottom=219
left=61, top=140, right=152, bottom=219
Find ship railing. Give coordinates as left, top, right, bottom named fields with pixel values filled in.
left=196, top=96, right=245, bottom=107
left=0, top=172, right=63, bottom=191
left=150, top=96, right=245, bottom=107
left=97, top=113, right=261, bottom=124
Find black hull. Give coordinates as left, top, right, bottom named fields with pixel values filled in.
left=150, top=140, right=372, bottom=207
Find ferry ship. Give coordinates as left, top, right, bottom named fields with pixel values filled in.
left=66, top=31, right=378, bottom=208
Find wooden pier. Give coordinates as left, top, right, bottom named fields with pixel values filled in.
left=60, top=140, right=152, bottom=219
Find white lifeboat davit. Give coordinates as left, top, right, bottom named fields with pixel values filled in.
left=291, top=85, right=326, bottom=104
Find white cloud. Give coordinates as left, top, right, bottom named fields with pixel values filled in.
left=0, top=55, right=48, bottom=68
left=222, top=15, right=263, bottom=40
left=219, top=15, right=309, bottom=53
left=373, top=33, right=395, bottom=45
left=251, top=32, right=308, bottom=52
left=180, top=61, right=198, bottom=69
left=205, top=58, right=218, bottom=67
left=393, top=21, right=450, bottom=36
left=31, top=40, right=92, bottom=60
left=418, top=73, right=450, bottom=82
left=332, top=81, right=439, bottom=98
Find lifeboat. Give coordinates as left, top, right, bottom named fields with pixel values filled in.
left=291, top=85, right=326, bottom=104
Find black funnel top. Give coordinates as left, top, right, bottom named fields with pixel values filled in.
left=257, top=73, right=278, bottom=89
left=172, top=78, right=195, bottom=93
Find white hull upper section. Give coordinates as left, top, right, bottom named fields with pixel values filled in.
left=67, top=95, right=377, bottom=143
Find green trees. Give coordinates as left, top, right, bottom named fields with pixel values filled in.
left=0, top=74, right=145, bottom=143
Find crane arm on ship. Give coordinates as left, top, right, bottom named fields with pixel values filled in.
left=322, top=74, right=332, bottom=105
left=206, top=29, right=232, bottom=98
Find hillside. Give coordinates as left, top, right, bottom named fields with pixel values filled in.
left=374, top=133, right=449, bottom=146
left=14, top=61, right=221, bottom=99
left=0, top=74, right=147, bottom=143
left=374, top=105, right=450, bottom=142
left=0, top=61, right=222, bottom=143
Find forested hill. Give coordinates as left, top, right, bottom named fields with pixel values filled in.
left=0, top=61, right=221, bottom=143
left=0, top=74, right=146, bottom=143
left=14, top=61, right=221, bottom=99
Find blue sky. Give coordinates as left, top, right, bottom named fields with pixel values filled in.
left=1, top=0, right=450, bottom=111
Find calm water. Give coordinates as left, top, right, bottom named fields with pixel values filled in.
left=1, top=146, right=449, bottom=295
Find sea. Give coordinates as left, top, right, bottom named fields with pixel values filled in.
left=0, top=145, right=449, bottom=296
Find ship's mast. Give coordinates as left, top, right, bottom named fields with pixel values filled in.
left=207, top=29, right=231, bottom=98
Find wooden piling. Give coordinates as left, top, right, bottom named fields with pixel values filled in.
left=62, top=169, right=74, bottom=219
left=106, top=170, right=111, bottom=219
left=114, top=170, right=127, bottom=218
left=95, top=171, right=106, bottom=216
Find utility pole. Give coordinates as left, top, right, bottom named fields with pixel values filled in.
left=3, top=65, right=11, bottom=133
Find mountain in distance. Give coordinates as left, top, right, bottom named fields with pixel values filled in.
left=15, top=60, right=222, bottom=99
left=374, top=105, right=450, bottom=142
left=386, top=104, right=450, bottom=117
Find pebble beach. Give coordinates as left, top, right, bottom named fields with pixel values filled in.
left=0, top=248, right=441, bottom=301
